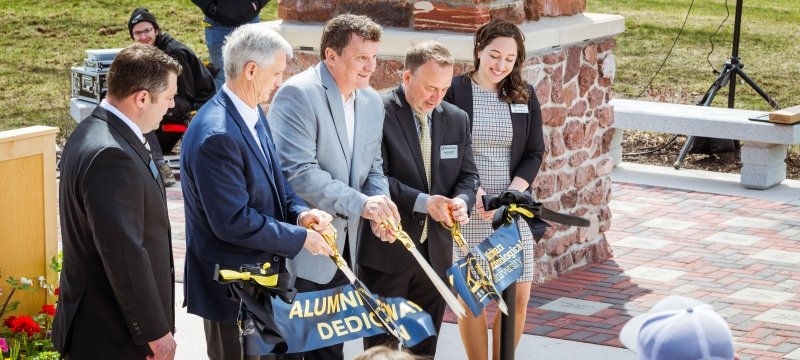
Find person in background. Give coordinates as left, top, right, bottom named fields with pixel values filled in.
left=268, top=14, right=399, bottom=360
left=443, top=19, right=546, bottom=360
left=180, top=23, right=334, bottom=360
left=128, top=7, right=216, bottom=186
left=620, top=295, right=740, bottom=360
left=53, top=43, right=180, bottom=360
left=191, top=0, right=269, bottom=88
left=358, top=40, right=479, bottom=357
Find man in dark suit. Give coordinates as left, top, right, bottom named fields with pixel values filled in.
left=53, top=44, right=180, bottom=360
left=357, top=41, right=480, bottom=356
left=180, top=24, right=334, bottom=360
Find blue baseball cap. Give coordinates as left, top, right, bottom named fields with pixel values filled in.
left=619, top=295, right=735, bottom=360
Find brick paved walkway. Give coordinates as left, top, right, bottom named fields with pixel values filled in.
left=167, top=181, right=800, bottom=359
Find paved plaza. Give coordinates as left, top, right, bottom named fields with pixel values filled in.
left=165, top=163, right=800, bottom=359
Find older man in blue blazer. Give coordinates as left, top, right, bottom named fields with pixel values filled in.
left=269, top=14, right=399, bottom=360
left=180, top=24, right=334, bottom=360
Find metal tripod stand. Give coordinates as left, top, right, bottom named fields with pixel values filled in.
left=673, top=0, right=779, bottom=169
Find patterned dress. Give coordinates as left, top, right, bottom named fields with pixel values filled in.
left=455, top=83, right=535, bottom=282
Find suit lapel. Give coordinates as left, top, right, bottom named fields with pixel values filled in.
left=393, top=87, right=429, bottom=191
left=219, top=92, right=281, bottom=205
left=318, top=63, right=352, bottom=169
left=258, top=106, right=286, bottom=218
left=350, top=88, right=374, bottom=187
left=93, top=107, right=165, bottom=196
left=510, top=105, right=528, bottom=147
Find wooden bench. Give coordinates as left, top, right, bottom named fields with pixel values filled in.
left=610, top=99, right=800, bottom=189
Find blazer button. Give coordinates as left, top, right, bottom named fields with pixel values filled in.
left=419, top=220, right=424, bottom=226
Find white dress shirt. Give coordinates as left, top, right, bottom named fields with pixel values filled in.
left=222, top=84, right=266, bottom=158
left=100, top=99, right=145, bottom=145
left=342, top=92, right=356, bottom=157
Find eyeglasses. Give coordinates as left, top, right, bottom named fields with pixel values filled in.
left=133, top=27, right=154, bottom=37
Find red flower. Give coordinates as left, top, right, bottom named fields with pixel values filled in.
left=8, top=315, right=41, bottom=337
left=3, top=315, right=17, bottom=328
left=41, top=304, right=56, bottom=316
left=54, top=287, right=60, bottom=296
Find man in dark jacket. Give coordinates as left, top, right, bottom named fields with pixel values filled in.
left=358, top=41, right=479, bottom=356
left=128, top=7, right=216, bottom=185
left=53, top=43, right=179, bottom=360
left=191, top=0, right=270, bottom=88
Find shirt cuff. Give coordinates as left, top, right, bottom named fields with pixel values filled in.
left=414, top=193, right=431, bottom=214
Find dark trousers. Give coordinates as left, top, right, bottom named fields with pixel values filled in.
left=358, top=241, right=446, bottom=357
left=203, top=319, right=275, bottom=360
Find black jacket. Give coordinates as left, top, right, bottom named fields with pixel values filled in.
left=155, top=33, right=216, bottom=124
left=192, top=0, right=269, bottom=26
left=357, top=85, right=479, bottom=276
left=53, top=106, right=174, bottom=358
left=444, top=74, right=545, bottom=184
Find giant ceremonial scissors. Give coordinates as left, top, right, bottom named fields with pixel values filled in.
left=314, top=224, right=405, bottom=343
left=382, top=218, right=468, bottom=319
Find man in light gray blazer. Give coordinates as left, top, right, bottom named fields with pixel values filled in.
left=269, top=14, right=399, bottom=360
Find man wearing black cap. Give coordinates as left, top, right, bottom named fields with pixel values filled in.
left=128, top=7, right=216, bottom=186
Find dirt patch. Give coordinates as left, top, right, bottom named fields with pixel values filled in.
left=621, top=129, right=800, bottom=180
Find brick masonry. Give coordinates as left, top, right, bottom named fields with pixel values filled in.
left=278, top=0, right=586, bottom=32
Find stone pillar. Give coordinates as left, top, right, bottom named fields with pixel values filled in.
left=740, top=142, right=787, bottom=189
left=525, top=0, right=586, bottom=21
left=269, top=2, right=623, bottom=283
left=279, top=0, right=536, bottom=32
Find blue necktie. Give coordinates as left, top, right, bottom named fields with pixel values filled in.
left=254, top=121, right=274, bottom=174
left=144, top=139, right=159, bottom=180
left=148, top=158, right=159, bottom=180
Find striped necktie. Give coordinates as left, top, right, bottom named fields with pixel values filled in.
left=417, top=112, right=431, bottom=242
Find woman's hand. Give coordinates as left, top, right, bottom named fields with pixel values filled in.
left=475, top=186, right=495, bottom=222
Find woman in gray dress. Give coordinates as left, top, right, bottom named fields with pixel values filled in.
left=444, top=20, right=545, bottom=360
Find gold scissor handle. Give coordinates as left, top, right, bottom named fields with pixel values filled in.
left=308, top=223, right=345, bottom=263
left=382, top=218, right=415, bottom=249
left=439, top=211, right=467, bottom=249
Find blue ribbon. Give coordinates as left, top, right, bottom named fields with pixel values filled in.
left=243, top=284, right=436, bottom=355
left=474, top=222, right=524, bottom=292
left=447, top=253, right=499, bottom=316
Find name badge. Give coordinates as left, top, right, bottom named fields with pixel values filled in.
left=510, top=104, right=529, bottom=114
left=440, top=145, right=458, bottom=159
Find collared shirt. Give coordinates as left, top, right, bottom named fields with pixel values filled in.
left=413, top=111, right=433, bottom=137
left=342, top=92, right=356, bottom=157
left=100, top=100, right=145, bottom=144
left=222, top=84, right=266, bottom=157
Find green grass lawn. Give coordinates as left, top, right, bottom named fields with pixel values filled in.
left=0, top=0, right=277, bottom=139
left=587, top=0, right=800, bottom=111
left=0, top=0, right=797, bottom=141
